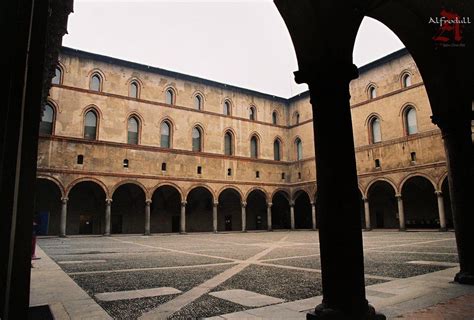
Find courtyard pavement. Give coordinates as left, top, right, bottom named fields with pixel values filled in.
left=31, top=230, right=474, bottom=319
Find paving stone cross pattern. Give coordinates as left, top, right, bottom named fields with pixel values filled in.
left=32, top=231, right=474, bottom=319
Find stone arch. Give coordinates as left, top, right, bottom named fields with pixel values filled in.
left=245, top=187, right=269, bottom=203
left=150, top=182, right=184, bottom=201
left=366, top=179, right=399, bottom=229
left=437, top=171, right=449, bottom=192
left=270, top=188, right=290, bottom=202
left=217, top=185, right=244, bottom=201
left=399, top=173, right=437, bottom=192
left=66, top=177, right=109, bottom=198
left=150, top=183, right=183, bottom=233
left=364, top=177, right=398, bottom=198
left=185, top=184, right=216, bottom=203
left=111, top=180, right=149, bottom=199
left=37, top=175, right=65, bottom=198
left=292, top=188, right=310, bottom=202
left=246, top=187, right=269, bottom=231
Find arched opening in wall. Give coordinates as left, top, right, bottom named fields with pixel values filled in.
left=402, top=176, right=438, bottom=229
left=367, top=181, right=398, bottom=228
left=358, top=189, right=365, bottom=229
left=246, top=190, right=267, bottom=231
left=111, top=183, right=146, bottom=234
left=151, top=185, right=181, bottom=233
left=186, top=187, right=213, bottom=232
left=34, top=179, right=62, bottom=235
left=272, top=191, right=290, bottom=229
left=441, top=178, right=454, bottom=229
left=68, top=181, right=106, bottom=235
left=294, top=191, right=312, bottom=229
left=218, top=188, right=242, bottom=232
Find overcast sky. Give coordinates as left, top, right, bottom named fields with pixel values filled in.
left=63, top=0, right=405, bottom=98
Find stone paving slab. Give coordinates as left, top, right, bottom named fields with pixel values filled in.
left=95, top=287, right=182, bottom=301
left=406, top=260, right=459, bottom=267
left=209, top=289, right=284, bottom=307
left=396, top=293, right=474, bottom=319
left=58, top=260, right=107, bottom=264
left=30, top=246, right=112, bottom=320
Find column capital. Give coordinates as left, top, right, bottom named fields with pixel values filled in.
left=310, top=202, right=315, bottom=206
left=181, top=201, right=187, bottom=206
left=213, top=201, right=219, bottom=207
left=435, top=190, right=443, bottom=196
left=294, top=63, right=358, bottom=87
left=241, top=201, right=247, bottom=208
left=105, top=198, right=113, bottom=204
left=267, top=202, right=273, bottom=208
left=145, top=199, right=152, bottom=204
left=363, top=196, right=369, bottom=202
left=289, top=201, right=295, bottom=207
left=395, top=194, right=402, bottom=199
left=61, top=197, right=69, bottom=203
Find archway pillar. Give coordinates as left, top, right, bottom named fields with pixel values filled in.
left=267, top=202, right=273, bottom=231
left=60, top=197, right=68, bottom=237
left=395, top=194, right=406, bottom=231
left=145, top=199, right=151, bottom=236
left=241, top=201, right=247, bottom=232
left=295, top=63, right=383, bottom=319
left=363, top=197, right=371, bottom=231
left=104, top=198, right=112, bottom=236
left=180, top=201, right=186, bottom=234
left=311, top=202, right=316, bottom=230
left=289, top=201, right=295, bottom=230
left=435, top=191, right=447, bottom=231
left=213, top=201, right=218, bottom=233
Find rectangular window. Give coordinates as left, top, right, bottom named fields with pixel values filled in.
left=375, top=159, right=381, bottom=168
left=123, top=159, right=129, bottom=168
left=227, top=168, right=232, bottom=176
left=77, top=155, right=84, bottom=165
left=161, top=163, right=167, bottom=171
left=410, top=152, right=417, bottom=162
left=298, top=172, right=301, bottom=179
left=197, top=166, right=202, bottom=174
left=281, top=173, right=285, bottom=180
left=256, top=171, right=260, bottom=178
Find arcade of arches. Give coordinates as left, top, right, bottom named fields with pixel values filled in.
left=34, top=175, right=452, bottom=236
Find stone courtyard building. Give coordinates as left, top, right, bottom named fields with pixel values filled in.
left=35, top=47, right=459, bottom=236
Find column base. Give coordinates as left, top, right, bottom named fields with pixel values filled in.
left=364, top=228, right=372, bottom=232
left=59, top=235, right=67, bottom=238
left=307, top=303, right=385, bottom=320
left=103, top=233, right=110, bottom=237
left=144, top=233, right=150, bottom=236
left=242, top=230, right=247, bottom=233
left=179, top=232, right=187, bottom=235
left=438, top=227, right=447, bottom=232
left=455, top=271, right=474, bottom=285
left=399, top=228, right=406, bottom=232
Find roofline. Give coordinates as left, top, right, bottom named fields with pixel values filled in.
left=61, top=46, right=409, bottom=104
left=288, top=48, right=409, bottom=103
left=60, top=47, right=289, bottom=103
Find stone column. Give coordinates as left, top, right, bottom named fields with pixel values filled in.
left=267, top=202, right=272, bottom=231
left=311, top=202, right=317, bottom=230
left=180, top=201, right=186, bottom=234
left=290, top=201, right=295, bottom=230
left=213, top=201, right=218, bottom=233
left=296, top=63, right=382, bottom=319
left=104, top=199, right=112, bottom=236
left=437, top=119, right=474, bottom=284
left=60, top=197, right=68, bottom=237
left=435, top=191, right=447, bottom=231
left=396, top=194, right=406, bottom=231
left=145, top=199, right=151, bottom=236
left=241, top=201, right=247, bottom=232
left=363, top=197, right=371, bottom=230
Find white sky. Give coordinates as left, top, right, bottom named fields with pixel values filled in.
left=63, top=0, right=404, bottom=98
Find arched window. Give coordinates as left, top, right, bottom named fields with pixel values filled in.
left=223, top=100, right=231, bottom=116
left=192, top=126, right=202, bottom=152
left=273, top=139, right=281, bottom=161
left=272, top=111, right=278, bottom=125
left=249, top=106, right=256, bottom=121
left=405, top=107, right=418, bottom=135
left=295, top=138, right=303, bottom=160
left=52, top=67, right=62, bottom=85
left=130, top=81, right=139, bottom=98
left=160, top=121, right=171, bottom=148
left=368, top=85, right=377, bottom=99
left=250, top=136, right=258, bottom=159
left=194, top=95, right=202, bottom=110
left=402, top=73, right=412, bottom=88
left=127, top=117, right=139, bottom=145
left=90, top=73, right=102, bottom=92
left=39, top=103, right=54, bottom=135
left=224, top=131, right=233, bottom=156
left=370, top=117, right=382, bottom=143
left=84, top=110, right=98, bottom=140
left=165, top=88, right=175, bottom=105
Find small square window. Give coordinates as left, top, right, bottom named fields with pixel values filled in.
left=375, top=159, right=381, bottom=168
left=77, top=155, right=84, bottom=165
left=227, top=168, right=232, bottom=176
left=123, top=159, right=129, bottom=168
left=161, top=163, right=167, bottom=171
left=256, top=171, right=260, bottom=178
left=197, top=166, right=202, bottom=174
